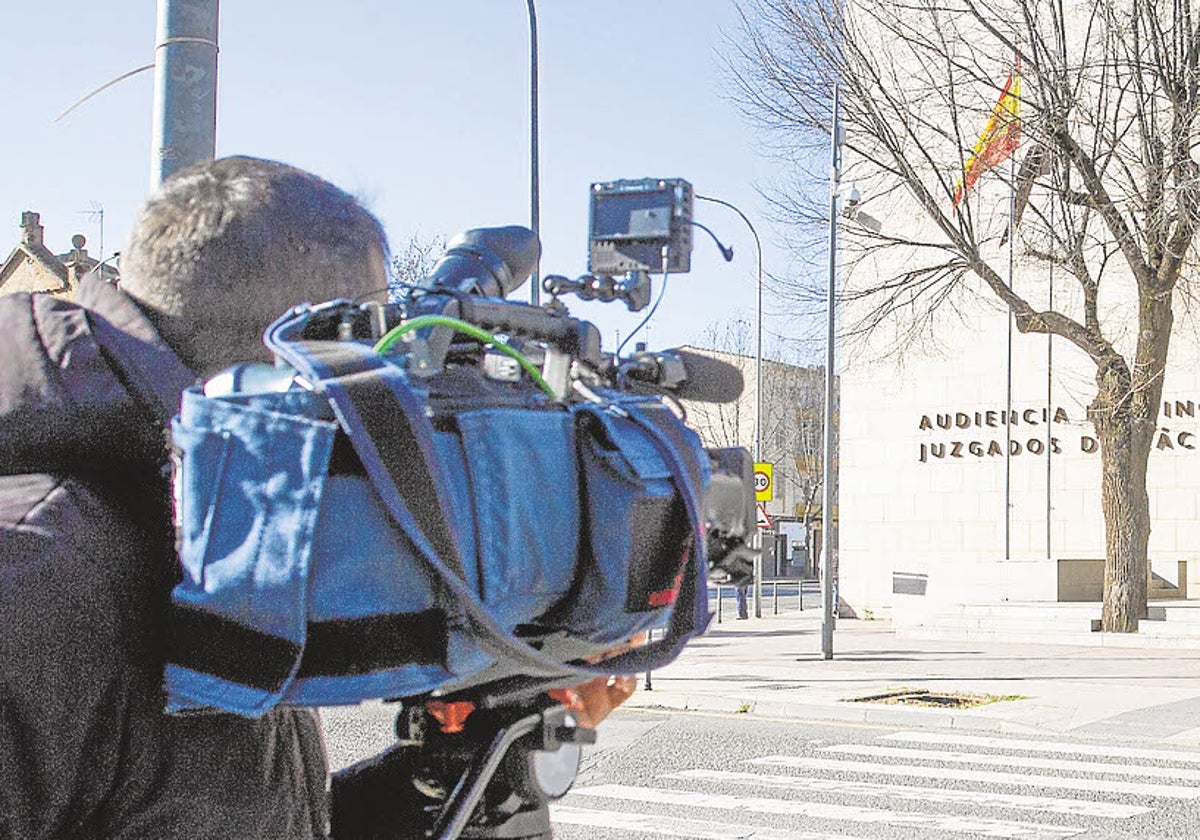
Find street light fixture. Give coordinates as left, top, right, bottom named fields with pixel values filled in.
left=821, top=85, right=842, bottom=661
left=821, top=85, right=882, bottom=659
left=695, top=193, right=764, bottom=617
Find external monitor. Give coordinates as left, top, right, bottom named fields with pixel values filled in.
left=588, top=178, right=693, bottom=275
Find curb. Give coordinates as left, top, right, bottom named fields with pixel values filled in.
left=623, top=688, right=1053, bottom=736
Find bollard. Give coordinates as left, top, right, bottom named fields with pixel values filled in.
left=773, top=580, right=779, bottom=614
left=644, top=626, right=666, bottom=690
left=716, top=585, right=723, bottom=623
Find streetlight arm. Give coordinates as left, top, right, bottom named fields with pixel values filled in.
left=695, top=192, right=766, bottom=618
left=54, top=64, right=154, bottom=123
left=695, top=195, right=762, bottom=268
left=695, top=193, right=763, bottom=462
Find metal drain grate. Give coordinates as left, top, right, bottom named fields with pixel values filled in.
left=748, top=683, right=810, bottom=691
left=848, top=689, right=1021, bottom=708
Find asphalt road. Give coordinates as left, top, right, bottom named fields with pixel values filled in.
left=551, top=710, right=1200, bottom=839
left=321, top=702, right=1200, bottom=838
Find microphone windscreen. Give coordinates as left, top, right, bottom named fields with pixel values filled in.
left=672, top=349, right=745, bottom=403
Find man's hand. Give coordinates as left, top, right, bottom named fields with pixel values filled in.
left=566, top=674, right=639, bottom=729
left=552, top=632, right=648, bottom=728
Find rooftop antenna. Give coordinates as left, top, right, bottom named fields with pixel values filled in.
left=77, top=202, right=105, bottom=267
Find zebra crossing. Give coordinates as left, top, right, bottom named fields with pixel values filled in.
left=553, top=729, right=1200, bottom=838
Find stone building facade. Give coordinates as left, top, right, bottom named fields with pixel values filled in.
left=0, top=212, right=113, bottom=299
left=679, top=346, right=829, bottom=576
left=839, top=265, right=1200, bottom=623
left=836, top=194, right=1200, bottom=625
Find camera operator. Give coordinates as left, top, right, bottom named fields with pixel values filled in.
left=0, top=154, right=647, bottom=839
left=0, top=156, right=388, bottom=839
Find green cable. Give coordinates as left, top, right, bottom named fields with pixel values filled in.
left=373, top=314, right=554, bottom=397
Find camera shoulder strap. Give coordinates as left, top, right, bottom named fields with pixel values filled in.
left=288, top=339, right=470, bottom=587
left=570, top=399, right=713, bottom=674
left=265, top=327, right=588, bottom=681
left=265, top=310, right=709, bottom=682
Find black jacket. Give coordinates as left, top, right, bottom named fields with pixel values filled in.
left=0, top=278, right=328, bottom=839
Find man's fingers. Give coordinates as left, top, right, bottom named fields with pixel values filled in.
left=562, top=635, right=648, bottom=727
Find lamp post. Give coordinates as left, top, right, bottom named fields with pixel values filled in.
left=526, top=0, right=540, bottom=305
left=150, top=0, right=219, bottom=190
left=821, top=86, right=842, bottom=660
left=696, top=193, right=764, bottom=617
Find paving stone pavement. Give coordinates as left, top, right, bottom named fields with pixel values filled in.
left=624, top=610, right=1200, bottom=745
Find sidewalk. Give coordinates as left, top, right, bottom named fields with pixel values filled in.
left=623, top=610, right=1200, bottom=746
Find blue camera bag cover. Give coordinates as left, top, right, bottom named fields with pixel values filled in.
left=164, top=301, right=713, bottom=716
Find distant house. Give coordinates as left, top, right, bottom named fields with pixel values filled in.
left=678, top=345, right=828, bottom=519
left=0, top=211, right=115, bottom=299
left=678, top=345, right=831, bottom=577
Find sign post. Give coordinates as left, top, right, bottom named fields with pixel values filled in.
left=752, top=463, right=774, bottom=617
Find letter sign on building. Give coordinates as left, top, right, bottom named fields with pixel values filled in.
left=754, top=462, right=774, bottom=502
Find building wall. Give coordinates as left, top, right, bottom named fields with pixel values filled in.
left=0, top=255, right=70, bottom=296
left=839, top=253, right=1200, bottom=619
left=0, top=212, right=99, bottom=300
left=679, top=347, right=826, bottom=523
left=810, top=0, right=1200, bottom=618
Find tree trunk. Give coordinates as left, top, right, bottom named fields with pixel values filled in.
left=1091, top=378, right=1153, bottom=633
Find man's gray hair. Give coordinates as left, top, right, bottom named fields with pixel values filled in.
left=119, top=156, right=389, bottom=377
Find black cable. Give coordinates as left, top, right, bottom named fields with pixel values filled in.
left=689, top=220, right=734, bottom=261
left=616, top=272, right=669, bottom=358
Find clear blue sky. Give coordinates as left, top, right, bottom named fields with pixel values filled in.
left=2, top=1, right=811, bottom=356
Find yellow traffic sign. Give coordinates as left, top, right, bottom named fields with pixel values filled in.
left=753, top=462, right=773, bottom=502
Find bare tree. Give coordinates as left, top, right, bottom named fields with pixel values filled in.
left=789, top=383, right=827, bottom=567
left=389, top=232, right=447, bottom=301
left=729, top=0, right=1200, bottom=630
left=687, top=321, right=755, bottom=450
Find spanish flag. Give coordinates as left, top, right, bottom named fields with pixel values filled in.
left=954, top=62, right=1022, bottom=207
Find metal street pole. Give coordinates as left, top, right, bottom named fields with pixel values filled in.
left=821, top=85, right=841, bottom=660
left=526, top=0, right=540, bottom=305
left=150, top=0, right=219, bottom=190
left=695, top=194, right=764, bottom=616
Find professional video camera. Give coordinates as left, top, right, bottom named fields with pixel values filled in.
left=166, top=178, right=756, bottom=839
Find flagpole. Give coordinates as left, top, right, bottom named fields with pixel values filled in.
left=1046, top=201, right=1054, bottom=559
left=956, top=59, right=1022, bottom=565
left=1003, top=57, right=1021, bottom=565
left=1005, top=153, right=1015, bottom=563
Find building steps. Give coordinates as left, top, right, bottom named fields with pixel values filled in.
left=898, top=600, right=1200, bottom=648
left=1150, top=566, right=1187, bottom=599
